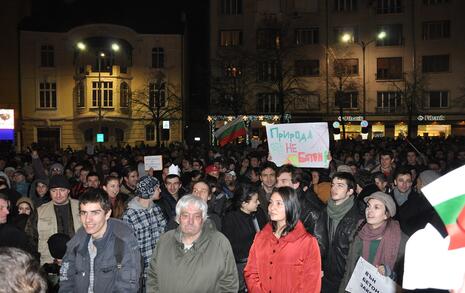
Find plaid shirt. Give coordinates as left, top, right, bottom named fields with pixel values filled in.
left=122, top=200, right=167, bottom=276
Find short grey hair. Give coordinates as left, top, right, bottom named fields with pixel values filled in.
left=175, top=194, right=208, bottom=223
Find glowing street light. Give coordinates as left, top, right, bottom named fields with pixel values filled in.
left=76, top=42, right=86, bottom=51
left=341, top=31, right=387, bottom=118
left=111, top=43, right=120, bottom=52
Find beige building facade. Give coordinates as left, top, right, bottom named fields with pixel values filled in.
left=209, top=0, right=465, bottom=138
left=20, top=23, right=185, bottom=150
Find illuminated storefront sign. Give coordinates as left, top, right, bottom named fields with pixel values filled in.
left=338, top=115, right=364, bottom=122
left=417, top=115, right=446, bottom=122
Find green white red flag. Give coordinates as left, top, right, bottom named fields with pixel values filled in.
left=214, top=116, right=247, bottom=147
left=422, top=165, right=465, bottom=250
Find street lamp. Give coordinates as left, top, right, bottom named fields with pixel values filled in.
left=76, top=41, right=120, bottom=143
left=342, top=31, right=386, bottom=118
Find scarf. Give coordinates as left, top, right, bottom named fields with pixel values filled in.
left=327, top=197, right=354, bottom=241
left=358, top=219, right=402, bottom=269
left=393, top=187, right=410, bottom=206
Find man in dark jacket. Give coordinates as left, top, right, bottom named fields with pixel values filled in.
left=390, top=166, right=439, bottom=236
left=59, top=188, right=142, bottom=293
left=320, top=172, right=364, bottom=293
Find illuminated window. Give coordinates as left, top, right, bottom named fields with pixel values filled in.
left=92, top=81, right=113, bottom=108
left=39, top=81, right=57, bottom=109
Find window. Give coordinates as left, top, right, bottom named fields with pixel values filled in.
left=334, top=59, right=359, bottom=75
left=219, top=30, right=243, bottom=47
left=149, top=81, right=166, bottom=108
left=427, top=91, right=448, bottom=108
left=257, top=61, right=278, bottom=81
left=294, top=93, right=320, bottom=110
left=422, top=55, right=449, bottom=73
left=423, top=0, right=449, bottom=5
left=377, top=91, right=401, bottom=112
left=220, top=0, right=242, bottom=15
left=145, top=125, right=155, bottom=141
left=257, top=29, right=280, bottom=49
left=422, top=21, right=450, bottom=40
left=77, top=81, right=85, bottom=108
left=257, top=93, right=280, bottom=113
left=335, top=0, right=358, bottom=11
left=120, top=82, right=130, bottom=107
left=334, top=26, right=358, bottom=43
left=335, top=91, right=358, bottom=108
left=376, top=24, right=403, bottom=46
left=295, top=60, right=319, bottom=77
left=92, top=81, right=113, bottom=108
left=40, top=45, right=54, bottom=67
left=39, top=81, right=57, bottom=108
left=377, top=0, right=402, bottom=14
left=295, top=28, right=319, bottom=45
left=376, top=57, right=402, bottom=80
left=152, top=48, right=164, bottom=68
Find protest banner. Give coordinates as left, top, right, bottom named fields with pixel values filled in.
left=346, top=257, right=397, bottom=293
left=266, top=122, right=329, bottom=168
left=144, top=155, right=163, bottom=171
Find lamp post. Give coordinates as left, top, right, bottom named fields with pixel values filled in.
left=342, top=31, right=386, bottom=118
left=76, top=41, right=119, bottom=143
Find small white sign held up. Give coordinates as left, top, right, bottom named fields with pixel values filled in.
left=143, top=155, right=163, bottom=171
left=346, top=257, right=397, bottom=293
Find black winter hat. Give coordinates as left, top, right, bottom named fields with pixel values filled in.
left=49, top=175, right=71, bottom=190
left=47, top=233, right=70, bottom=260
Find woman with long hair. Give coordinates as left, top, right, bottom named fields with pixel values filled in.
left=339, top=191, right=408, bottom=292
left=244, top=186, right=321, bottom=293
left=102, top=175, right=128, bottom=219
left=222, top=184, right=267, bottom=292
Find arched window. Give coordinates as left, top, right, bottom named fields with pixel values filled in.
left=120, top=82, right=129, bottom=108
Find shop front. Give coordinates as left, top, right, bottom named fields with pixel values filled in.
left=416, top=115, right=451, bottom=137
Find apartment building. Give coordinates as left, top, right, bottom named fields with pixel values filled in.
left=209, top=0, right=465, bottom=139
left=20, top=23, right=186, bottom=149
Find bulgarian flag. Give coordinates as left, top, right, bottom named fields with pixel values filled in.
left=214, top=116, right=247, bottom=147
left=422, top=165, right=465, bottom=250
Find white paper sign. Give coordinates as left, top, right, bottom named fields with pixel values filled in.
left=403, top=224, right=465, bottom=290
left=346, top=257, right=397, bottom=293
left=144, top=155, right=163, bottom=171
left=265, top=122, right=330, bottom=168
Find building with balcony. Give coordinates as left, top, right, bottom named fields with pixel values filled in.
left=20, top=23, right=186, bottom=149
left=209, top=0, right=465, bottom=139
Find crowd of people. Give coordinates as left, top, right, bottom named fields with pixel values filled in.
left=0, top=135, right=465, bottom=292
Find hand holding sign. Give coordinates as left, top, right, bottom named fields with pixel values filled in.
left=266, top=122, right=330, bottom=168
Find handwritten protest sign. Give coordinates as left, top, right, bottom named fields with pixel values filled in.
left=144, top=155, right=163, bottom=171
left=346, top=257, right=396, bottom=293
left=266, top=122, right=329, bottom=168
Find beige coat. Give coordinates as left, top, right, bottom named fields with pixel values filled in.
left=37, top=199, right=81, bottom=264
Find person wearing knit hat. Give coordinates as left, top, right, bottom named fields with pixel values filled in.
left=122, top=176, right=167, bottom=284
left=339, top=191, right=408, bottom=292
left=49, top=163, right=64, bottom=176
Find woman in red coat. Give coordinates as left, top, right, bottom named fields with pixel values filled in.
left=244, top=186, right=321, bottom=293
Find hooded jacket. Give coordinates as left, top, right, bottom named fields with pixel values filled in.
left=244, top=221, right=322, bottom=293
left=146, top=219, right=238, bottom=293
left=28, top=178, right=51, bottom=208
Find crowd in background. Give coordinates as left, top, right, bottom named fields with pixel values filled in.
left=1, top=135, right=465, bottom=292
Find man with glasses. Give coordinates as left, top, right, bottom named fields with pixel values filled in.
left=60, top=188, right=142, bottom=293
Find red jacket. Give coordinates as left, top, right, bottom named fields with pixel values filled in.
left=244, top=221, right=321, bottom=293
